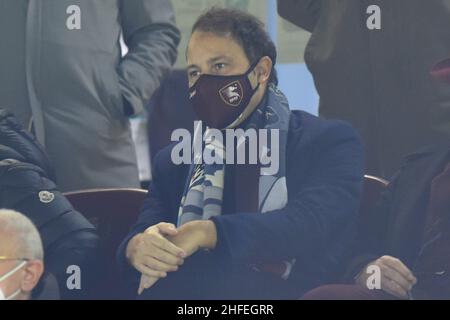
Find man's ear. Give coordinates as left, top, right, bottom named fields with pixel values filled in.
left=255, top=56, right=273, bottom=84
left=21, top=260, right=44, bottom=294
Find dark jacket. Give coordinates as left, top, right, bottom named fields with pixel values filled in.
left=118, top=110, right=365, bottom=295
left=278, top=0, right=450, bottom=179
left=0, top=110, right=101, bottom=299
left=346, top=143, right=450, bottom=297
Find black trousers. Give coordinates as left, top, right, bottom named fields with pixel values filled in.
left=134, top=251, right=301, bottom=300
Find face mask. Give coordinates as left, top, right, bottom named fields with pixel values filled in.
left=0, top=260, right=26, bottom=300
left=189, top=60, right=261, bottom=129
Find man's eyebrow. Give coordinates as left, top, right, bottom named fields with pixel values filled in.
left=208, top=56, right=231, bottom=64
left=186, top=64, right=199, bottom=70
left=187, top=56, right=231, bottom=70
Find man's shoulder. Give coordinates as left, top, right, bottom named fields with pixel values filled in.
left=389, top=143, right=450, bottom=185
left=403, top=142, right=450, bottom=163
left=153, top=142, right=186, bottom=167
left=289, top=110, right=363, bottom=149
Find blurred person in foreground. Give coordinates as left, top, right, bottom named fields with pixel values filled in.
left=302, top=58, right=450, bottom=300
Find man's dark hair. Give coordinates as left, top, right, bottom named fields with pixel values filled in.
left=191, top=7, right=278, bottom=85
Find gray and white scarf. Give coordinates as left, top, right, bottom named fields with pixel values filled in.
left=177, top=84, right=294, bottom=278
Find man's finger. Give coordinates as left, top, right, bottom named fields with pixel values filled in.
left=381, top=265, right=414, bottom=292
left=138, top=275, right=158, bottom=295
left=143, top=277, right=159, bottom=290
left=135, top=263, right=167, bottom=279
left=146, top=249, right=184, bottom=267
left=141, top=232, right=185, bottom=258
left=383, top=278, right=408, bottom=299
left=138, top=276, right=148, bottom=295
left=144, top=256, right=179, bottom=272
left=382, top=257, right=416, bottom=283
left=150, top=234, right=186, bottom=258
left=157, top=223, right=179, bottom=237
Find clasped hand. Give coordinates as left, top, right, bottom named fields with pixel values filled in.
left=126, top=221, right=217, bottom=295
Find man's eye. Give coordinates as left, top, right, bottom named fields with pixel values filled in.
left=189, top=70, right=200, bottom=78
left=214, top=63, right=226, bottom=71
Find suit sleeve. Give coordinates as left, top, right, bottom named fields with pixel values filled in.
left=211, top=121, right=365, bottom=267
left=118, top=0, right=181, bottom=116
left=277, top=0, right=322, bottom=32
left=116, top=151, right=173, bottom=279
left=343, top=172, right=400, bottom=282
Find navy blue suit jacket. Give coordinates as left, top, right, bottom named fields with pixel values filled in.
left=118, top=111, right=365, bottom=293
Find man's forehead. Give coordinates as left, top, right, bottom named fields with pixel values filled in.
left=0, top=246, right=17, bottom=259
left=190, top=30, right=234, bottom=44
left=0, top=232, right=19, bottom=257
left=187, top=32, right=245, bottom=60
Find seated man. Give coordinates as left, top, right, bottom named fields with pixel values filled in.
left=303, top=143, right=450, bottom=300
left=303, top=59, right=450, bottom=300
left=117, top=8, right=364, bottom=300
left=0, top=210, right=44, bottom=300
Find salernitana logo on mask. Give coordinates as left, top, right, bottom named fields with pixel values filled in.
left=219, top=81, right=243, bottom=107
